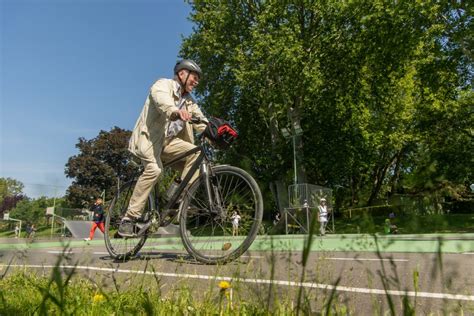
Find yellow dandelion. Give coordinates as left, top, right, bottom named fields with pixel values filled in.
left=218, top=280, right=231, bottom=290
left=92, top=293, right=105, bottom=303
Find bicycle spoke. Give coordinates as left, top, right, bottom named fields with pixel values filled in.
left=180, top=166, right=263, bottom=264
left=104, top=181, right=149, bottom=260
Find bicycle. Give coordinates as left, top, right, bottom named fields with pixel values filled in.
left=104, top=118, right=263, bottom=264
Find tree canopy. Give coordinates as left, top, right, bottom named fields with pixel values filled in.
left=65, top=127, right=138, bottom=207
left=180, top=0, right=473, bottom=208
left=0, top=177, right=25, bottom=215
left=9, top=196, right=57, bottom=224
left=0, top=177, right=24, bottom=201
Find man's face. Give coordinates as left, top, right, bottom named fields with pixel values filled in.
left=179, top=70, right=200, bottom=93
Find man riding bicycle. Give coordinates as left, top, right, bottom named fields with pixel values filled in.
left=119, top=59, right=208, bottom=237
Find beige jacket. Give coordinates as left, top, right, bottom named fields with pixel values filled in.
left=128, top=78, right=207, bottom=163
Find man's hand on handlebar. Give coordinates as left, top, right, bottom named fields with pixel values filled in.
left=170, top=109, right=192, bottom=121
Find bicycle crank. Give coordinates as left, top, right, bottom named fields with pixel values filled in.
left=135, top=213, right=160, bottom=237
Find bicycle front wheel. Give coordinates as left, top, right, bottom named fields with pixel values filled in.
left=180, top=165, right=263, bottom=264
left=104, top=181, right=150, bottom=260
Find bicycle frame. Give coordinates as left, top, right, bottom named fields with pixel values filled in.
left=143, top=137, right=217, bottom=227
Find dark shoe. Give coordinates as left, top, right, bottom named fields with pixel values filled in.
left=118, top=217, right=136, bottom=237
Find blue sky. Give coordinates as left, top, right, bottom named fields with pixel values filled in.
left=1, top=0, right=193, bottom=198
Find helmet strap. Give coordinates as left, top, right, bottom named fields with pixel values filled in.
left=178, top=70, right=191, bottom=93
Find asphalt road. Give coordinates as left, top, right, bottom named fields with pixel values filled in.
left=1, top=234, right=473, bottom=314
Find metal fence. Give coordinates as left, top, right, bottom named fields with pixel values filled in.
left=284, top=183, right=335, bottom=234
left=288, top=183, right=333, bottom=208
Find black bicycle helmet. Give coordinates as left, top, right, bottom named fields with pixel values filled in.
left=174, top=59, right=202, bottom=78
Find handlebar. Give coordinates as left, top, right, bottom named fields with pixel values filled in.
left=189, top=116, right=204, bottom=124
left=170, top=111, right=206, bottom=125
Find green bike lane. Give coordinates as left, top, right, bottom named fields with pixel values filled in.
left=1, top=233, right=473, bottom=253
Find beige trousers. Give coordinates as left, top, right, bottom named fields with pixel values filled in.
left=126, top=137, right=200, bottom=219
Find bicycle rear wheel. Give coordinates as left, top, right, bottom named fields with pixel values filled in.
left=104, top=181, right=150, bottom=260
left=180, top=165, right=263, bottom=264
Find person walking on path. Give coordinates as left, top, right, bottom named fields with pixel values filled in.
left=28, top=224, right=36, bottom=239
left=317, top=198, right=328, bottom=236
left=230, top=211, right=241, bottom=236
left=84, top=198, right=105, bottom=241
left=14, top=224, right=20, bottom=238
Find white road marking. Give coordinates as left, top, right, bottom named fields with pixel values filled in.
left=2, top=264, right=473, bottom=302
left=46, top=251, right=262, bottom=258
left=240, top=255, right=263, bottom=259
left=327, top=257, right=409, bottom=262
left=462, top=252, right=474, bottom=255
left=47, top=251, right=108, bottom=255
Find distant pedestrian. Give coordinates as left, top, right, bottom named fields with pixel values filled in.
left=273, top=212, right=281, bottom=226
left=230, top=211, right=241, bottom=236
left=384, top=217, right=398, bottom=234
left=84, top=198, right=105, bottom=241
left=28, top=224, right=37, bottom=239
left=317, top=198, right=328, bottom=236
left=14, top=225, right=20, bottom=238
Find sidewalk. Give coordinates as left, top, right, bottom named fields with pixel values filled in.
left=0, top=237, right=97, bottom=250
left=251, top=233, right=474, bottom=254
left=1, top=233, right=473, bottom=254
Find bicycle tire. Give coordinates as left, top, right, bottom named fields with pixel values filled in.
left=104, top=181, right=151, bottom=260
left=179, top=165, right=263, bottom=264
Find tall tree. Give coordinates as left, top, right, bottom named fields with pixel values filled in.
left=65, top=127, right=138, bottom=207
left=9, top=196, right=55, bottom=224
left=0, top=177, right=25, bottom=217
left=0, top=177, right=24, bottom=200
left=181, top=0, right=472, bottom=209
left=0, top=195, right=25, bottom=214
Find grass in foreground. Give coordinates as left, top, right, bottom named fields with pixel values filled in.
left=0, top=269, right=306, bottom=315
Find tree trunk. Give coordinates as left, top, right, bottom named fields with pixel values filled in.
left=389, top=149, right=405, bottom=197
left=367, top=152, right=399, bottom=205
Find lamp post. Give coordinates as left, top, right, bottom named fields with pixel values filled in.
left=281, top=120, right=303, bottom=185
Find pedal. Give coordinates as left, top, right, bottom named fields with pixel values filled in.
left=118, top=221, right=152, bottom=238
